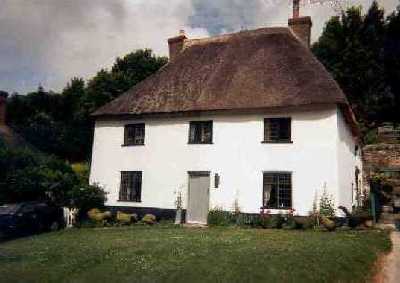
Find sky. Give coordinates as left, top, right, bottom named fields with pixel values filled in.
left=0, top=0, right=398, bottom=94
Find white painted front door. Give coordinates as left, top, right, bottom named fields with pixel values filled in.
left=187, top=172, right=210, bottom=224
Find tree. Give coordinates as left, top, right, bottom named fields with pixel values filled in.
left=312, top=1, right=397, bottom=131
left=60, top=77, right=85, bottom=121
left=6, top=49, right=167, bottom=161
left=385, top=4, right=400, bottom=123
left=84, top=49, right=167, bottom=113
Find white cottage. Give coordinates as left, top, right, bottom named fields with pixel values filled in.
left=90, top=15, right=362, bottom=224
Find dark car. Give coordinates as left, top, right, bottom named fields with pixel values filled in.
left=0, top=202, right=64, bottom=239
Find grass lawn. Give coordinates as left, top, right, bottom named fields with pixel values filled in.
left=0, top=225, right=392, bottom=283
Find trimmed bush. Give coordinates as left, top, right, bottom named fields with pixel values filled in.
left=142, top=214, right=157, bottom=225
left=320, top=216, right=336, bottom=231
left=87, top=208, right=112, bottom=223
left=116, top=211, right=138, bottom=225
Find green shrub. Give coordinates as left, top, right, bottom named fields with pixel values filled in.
left=142, top=214, right=157, bottom=225
left=298, top=216, right=317, bottom=229
left=208, top=208, right=234, bottom=226
left=319, top=189, right=336, bottom=217
left=0, top=145, right=106, bottom=216
left=282, top=218, right=297, bottom=230
left=364, top=128, right=378, bottom=144
left=69, top=183, right=107, bottom=218
left=283, top=216, right=302, bottom=229
left=270, top=214, right=284, bottom=228
left=232, top=213, right=261, bottom=227
left=260, top=214, right=284, bottom=229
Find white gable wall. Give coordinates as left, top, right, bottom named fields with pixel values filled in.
left=336, top=108, right=362, bottom=213
left=90, top=105, right=358, bottom=216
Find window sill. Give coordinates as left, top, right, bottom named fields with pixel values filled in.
left=260, top=206, right=292, bottom=210
left=121, top=144, right=145, bottom=147
left=261, top=140, right=293, bottom=144
left=187, top=142, right=214, bottom=145
left=117, top=200, right=142, bottom=203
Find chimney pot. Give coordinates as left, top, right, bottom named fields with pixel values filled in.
left=288, top=16, right=312, bottom=48
left=293, top=0, right=300, bottom=19
left=168, top=30, right=188, bottom=62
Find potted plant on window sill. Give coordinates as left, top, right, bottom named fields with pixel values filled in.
left=175, top=191, right=183, bottom=224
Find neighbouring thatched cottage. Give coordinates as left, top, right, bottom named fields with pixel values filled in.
left=89, top=12, right=362, bottom=223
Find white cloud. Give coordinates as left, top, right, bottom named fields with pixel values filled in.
left=0, top=0, right=398, bottom=93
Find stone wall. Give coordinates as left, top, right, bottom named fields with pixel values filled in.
left=363, top=144, right=400, bottom=172
left=363, top=144, right=400, bottom=210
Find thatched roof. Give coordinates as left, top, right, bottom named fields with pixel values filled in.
left=93, top=27, right=358, bottom=135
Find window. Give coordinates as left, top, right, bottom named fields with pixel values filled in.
left=263, top=118, right=291, bottom=143
left=119, top=171, right=142, bottom=202
left=124, top=123, right=145, bottom=145
left=263, top=172, right=292, bottom=209
left=189, top=121, right=213, bottom=144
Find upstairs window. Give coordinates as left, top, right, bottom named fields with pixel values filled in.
left=119, top=171, right=142, bottom=202
left=263, top=172, right=292, bottom=209
left=124, top=123, right=145, bottom=145
left=264, top=118, right=291, bottom=143
left=189, top=121, right=213, bottom=144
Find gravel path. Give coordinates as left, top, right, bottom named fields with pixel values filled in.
left=380, top=231, right=400, bottom=283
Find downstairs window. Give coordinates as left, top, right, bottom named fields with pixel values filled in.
left=119, top=171, right=142, bottom=202
left=263, top=172, right=292, bottom=209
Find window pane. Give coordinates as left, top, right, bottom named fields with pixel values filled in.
left=278, top=119, right=290, bottom=140
left=189, top=123, right=196, bottom=143
left=265, top=184, right=278, bottom=208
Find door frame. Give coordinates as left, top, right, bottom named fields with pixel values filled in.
left=186, top=171, right=210, bottom=224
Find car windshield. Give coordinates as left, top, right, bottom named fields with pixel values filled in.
left=0, top=204, right=21, bottom=215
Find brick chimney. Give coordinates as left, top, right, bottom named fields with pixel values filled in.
left=0, top=91, right=8, bottom=126
left=288, top=0, right=312, bottom=48
left=168, top=30, right=187, bottom=62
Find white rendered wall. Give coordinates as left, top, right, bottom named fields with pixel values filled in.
left=90, top=105, right=356, bottom=216
left=336, top=109, right=362, bottom=213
